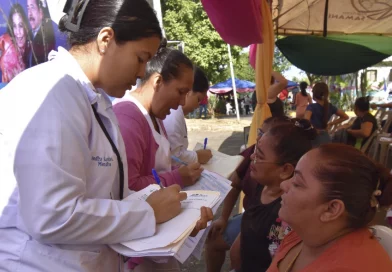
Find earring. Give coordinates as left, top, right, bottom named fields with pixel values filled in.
left=100, top=49, right=105, bottom=54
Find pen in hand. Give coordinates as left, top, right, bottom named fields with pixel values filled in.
left=152, top=168, right=164, bottom=189
left=171, top=155, right=188, bottom=166
left=204, top=138, right=208, bottom=150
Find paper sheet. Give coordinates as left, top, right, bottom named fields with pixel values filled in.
left=121, top=185, right=220, bottom=251
left=194, top=143, right=244, bottom=178
left=181, top=170, right=233, bottom=261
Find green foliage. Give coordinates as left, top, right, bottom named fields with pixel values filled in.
left=162, top=0, right=242, bottom=83
left=222, top=52, right=255, bottom=82
left=162, top=0, right=292, bottom=84
left=273, top=47, right=291, bottom=74
left=330, top=92, right=354, bottom=111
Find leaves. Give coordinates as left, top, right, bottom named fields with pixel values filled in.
left=162, top=0, right=291, bottom=83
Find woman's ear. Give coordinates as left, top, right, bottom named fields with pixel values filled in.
left=320, top=199, right=345, bottom=223
left=280, top=163, right=295, bottom=180
left=152, top=73, right=163, bottom=92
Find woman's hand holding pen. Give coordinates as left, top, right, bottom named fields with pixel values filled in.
left=178, top=162, right=203, bottom=186
left=146, top=184, right=187, bottom=224
left=196, top=149, right=212, bottom=164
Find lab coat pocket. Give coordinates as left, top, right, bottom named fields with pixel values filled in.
left=18, top=240, right=102, bottom=272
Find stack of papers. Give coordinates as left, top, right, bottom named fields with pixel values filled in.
left=111, top=170, right=232, bottom=263
left=194, top=142, right=244, bottom=178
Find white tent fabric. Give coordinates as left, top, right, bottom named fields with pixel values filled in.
left=272, top=0, right=392, bottom=36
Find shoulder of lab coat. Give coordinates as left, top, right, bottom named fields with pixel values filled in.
left=113, top=101, right=183, bottom=191
left=163, top=107, right=198, bottom=164
left=1, top=60, right=156, bottom=245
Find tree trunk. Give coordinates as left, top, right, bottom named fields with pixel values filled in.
left=360, top=69, right=367, bottom=97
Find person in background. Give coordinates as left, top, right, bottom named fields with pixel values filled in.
left=0, top=4, right=32, bottom=82
left=27, top=0, right=55, bottom=66
left=205, top=116, right=292, bottom=272
left=199, top=90, right=209, bottom=118
left=305, top=82, right=348, bottom=147
left=0, top=1, right=187, bottom=271
left=229, top=120, right=316, bottom=272
left=267, top=144, right=392, bottom=272
left=226, top=100, right=233, bottom=115
left=244, top=94, right=252, bottom=115
left=268, top=71, right=288, bottom=117
left=295, top=81, right=312, bottom=119
left=163, top=67, right=213, bottom=165
left=113, top=45, right=203, bottom=192
left=346, top=96, right=377, bottom=147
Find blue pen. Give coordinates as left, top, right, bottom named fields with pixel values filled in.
left=204, top=138, right=208, bottom=150
left=152, top=168, right=164, bottom=189
left=171, top=155, right=188, bottom=166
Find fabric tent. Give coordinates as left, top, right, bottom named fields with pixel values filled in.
left=272, top=0, right=392, bottom=75
left=209, top=78, right=256, bottom=94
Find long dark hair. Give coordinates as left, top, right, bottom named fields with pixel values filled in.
left=300, top=81, right=308, bottom=96
left=312, top=82, right=330, bottom=129
left=59, top=0, right=162, bottom=47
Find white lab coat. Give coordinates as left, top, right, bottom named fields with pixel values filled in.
left=0, top=47, right=156, bottom=272
left=163, top=107, right=198, bottom=165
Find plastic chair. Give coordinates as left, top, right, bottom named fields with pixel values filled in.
left=369, top=225, right=392, bottom=259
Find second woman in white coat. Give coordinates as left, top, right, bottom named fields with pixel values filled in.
left=163, top=67, right=213, bottom=165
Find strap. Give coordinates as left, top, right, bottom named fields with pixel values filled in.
left=91, top=105, right=124, bottom=200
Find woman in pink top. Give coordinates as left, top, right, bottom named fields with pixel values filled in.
left=113, top=43, right=203, bottom=192
left=295, top=82, right=312, bottom=119
left=267, top=144, right=392, bottom=272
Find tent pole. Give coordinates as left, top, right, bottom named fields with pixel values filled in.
left=227, top=44, right=241, bottom=121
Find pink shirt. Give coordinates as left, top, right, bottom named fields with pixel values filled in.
left=113, top=101, right=183, bottom=192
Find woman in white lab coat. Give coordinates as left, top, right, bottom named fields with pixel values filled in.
left=163, top=67, right=213, bottom=165
left=0, top=1, right=190, bottom=271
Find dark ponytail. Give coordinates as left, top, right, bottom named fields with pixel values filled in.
left=59, top=0, right=162, bottom=46
left=141, top=40, right=193, bottom=85
left=267, top=119, right=316, bottom=166
left=312, top=82, right=330, bottom=129
left=315, top=144, right=392, bottom=229
left=299, top=81, right=308, bottom=97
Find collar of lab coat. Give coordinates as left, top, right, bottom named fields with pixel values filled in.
left=48, top=47, right=114, bottom=112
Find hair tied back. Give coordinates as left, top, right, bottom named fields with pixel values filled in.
left=62, top=0, right=90, bottom=32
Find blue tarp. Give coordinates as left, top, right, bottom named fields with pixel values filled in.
left=210, top=78, right=297, bottom=89
left=210, top=78, right=256, bottom=89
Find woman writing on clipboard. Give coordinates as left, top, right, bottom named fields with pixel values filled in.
left=0, top=1, right=190, bottom=271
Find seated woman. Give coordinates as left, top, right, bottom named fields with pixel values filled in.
left=205, top=116, right=292, bottom=272
left=305, top=82, right=348, bottom=147
left=229, top=120, right=317, bottom=272
left=346, top=96, right=377, bottom=147
left=113, top=45, right=203, bottom=191
left=163, top=67, right=213, bottom=165
left=267, top=144, right=392, bottom=272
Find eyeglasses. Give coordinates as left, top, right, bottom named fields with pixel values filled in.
left=252, top=146, right=281, bottom=165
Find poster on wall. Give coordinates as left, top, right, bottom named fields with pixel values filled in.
left=0, top=0, right=68, bottom=86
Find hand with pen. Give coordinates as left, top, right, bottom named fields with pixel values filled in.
left=178, top=163, right=203, bottom=186
left=196, top=137, right=212, bottom=164
left=146, top=184, right=187, bottom=224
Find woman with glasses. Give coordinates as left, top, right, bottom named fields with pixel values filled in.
left=230, top=120, right=316, bottom=272
left=205, top=116, right=292, bottom=272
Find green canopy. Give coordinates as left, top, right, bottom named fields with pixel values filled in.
left=276, top=35, right=390, bottom=75
left=272, top=0, right=392, bottom=75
